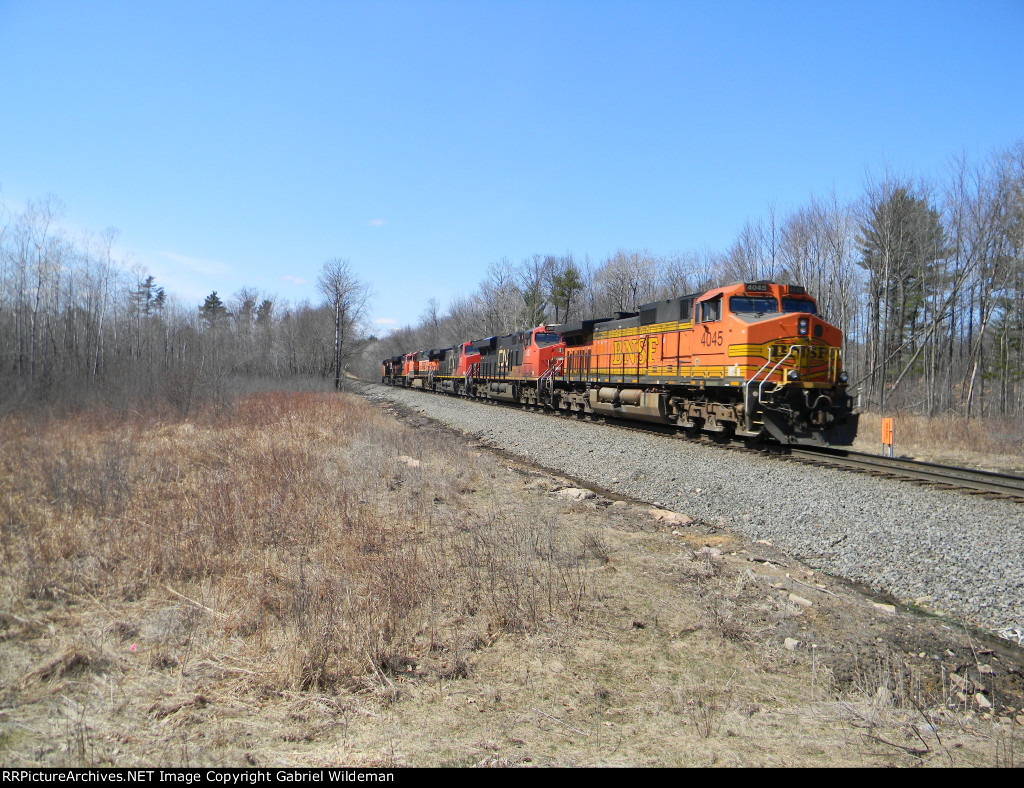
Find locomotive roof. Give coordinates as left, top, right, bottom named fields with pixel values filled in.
left=630, top=293, right=702, bottom=327
left=470, top=325, right=554, bottom=351
left=595, top=314, right=642, bottom=332
left=637, top=292, right=702, bottom=312
left=551, top=316, right=616, bottom=338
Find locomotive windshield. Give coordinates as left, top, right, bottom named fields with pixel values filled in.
left=533, top=332, right=561, bottom=346
left=782, top=297, right=817, bottom=314
left=729, top=296, right=779, bottom=314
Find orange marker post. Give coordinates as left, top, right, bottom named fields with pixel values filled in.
left=881, top=417, right=894, bottom=458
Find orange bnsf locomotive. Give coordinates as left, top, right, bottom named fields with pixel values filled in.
left=382, top=281, right=858, bottom=447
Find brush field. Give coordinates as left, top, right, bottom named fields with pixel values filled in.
left=1, top=391, right=1022, bottom=767
left=854, top=412, right=1024, bottom=474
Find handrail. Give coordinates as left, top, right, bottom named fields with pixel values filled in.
left=757, top=345, right=798, bottom=403
left=539, top=356, right=563, bottom=383
left=746, top=357, right=775, bottom=401
left=464, top=362, right=480, bottom=392
left=744, top=354, right=784, bottom=431
left=537, top=357, right=563, bottom=401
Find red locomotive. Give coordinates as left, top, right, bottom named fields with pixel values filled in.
left=382, top=281, right=857, bottom=447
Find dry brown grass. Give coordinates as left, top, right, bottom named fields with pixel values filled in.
left=0, top=392, right=613, bottom=765
left=0, top=393, right=603, bottom=694
left=855, top=412, right=1024, bottom=472
left=1, top=391, right=1020, bottom=766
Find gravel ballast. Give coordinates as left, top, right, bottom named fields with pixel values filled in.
left=365, top=384, right=1024, bottom=636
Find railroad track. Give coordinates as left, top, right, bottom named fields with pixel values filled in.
left=592, top=415, right=1024, bottom=503
left=785, top=447, right=1024, bottom=502
left=372, top=384, right=1024, bottom=504
left=559, top=407, right=1024, bottom=503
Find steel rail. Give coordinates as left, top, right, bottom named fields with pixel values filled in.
left=787, top=447, right=1024, bottom=500
left=373, top=383, right=1024, bottom=504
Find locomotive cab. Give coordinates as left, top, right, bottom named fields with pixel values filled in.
left=429, top=343, right=481, bottom=395
left=523, top=326, right=566, bottom=378
left=714, top=282, right=842, bottom=384
left=382, top=355, right=402, bottom=384
left=402, top=352, right=417, bottom=381
left=714, top=281, right=855, bottom=445
left=458, top=341, right=482, bottom=376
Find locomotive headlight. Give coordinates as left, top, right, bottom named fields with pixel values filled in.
left=798, top=318, right=809, bottom=336
left=839, top=371, right=849, bottom=383
left=787, top=370, right=800, bottom=381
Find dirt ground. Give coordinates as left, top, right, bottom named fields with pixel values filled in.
left=2, top=393, right=1023, bottom=767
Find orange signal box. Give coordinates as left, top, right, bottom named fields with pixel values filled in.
left=881, top=417, right=894, bottom=456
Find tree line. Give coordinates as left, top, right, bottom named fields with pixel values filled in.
left=3, top=138, right=1021, bottom=420
left=0, top=194, right=369, bottom=414
left=366, top=140, right=1024, bottom=421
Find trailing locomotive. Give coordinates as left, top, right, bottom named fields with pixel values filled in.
left=382, top=281, right=858, bottom=447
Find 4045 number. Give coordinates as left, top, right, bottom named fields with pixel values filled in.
left=700, top=330, right=724, bottom=347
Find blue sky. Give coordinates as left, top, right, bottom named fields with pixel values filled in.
left=1, top=0, right=1022, bottom=331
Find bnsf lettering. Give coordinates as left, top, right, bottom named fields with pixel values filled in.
left=769, top=344, right=830, bottom=361
left=611, top=336, right=659, bottom=367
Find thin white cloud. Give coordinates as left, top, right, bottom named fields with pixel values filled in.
left=369, top=218, right=387, bottom=227
left=280, top=275, right=308, bottom=285
left=140, top=249, right=233, bottom=301
left=156, top=250, right=232, bottom=278
left=374, top=317, right=398, bottom=325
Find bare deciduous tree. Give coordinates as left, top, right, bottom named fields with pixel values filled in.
left=318, top=258, right=371, bottom=390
